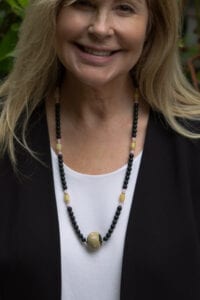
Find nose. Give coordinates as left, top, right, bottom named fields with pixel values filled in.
left=88, top=11, right=114, bottom=39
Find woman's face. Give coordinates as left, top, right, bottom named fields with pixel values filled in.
left=55, top=0, right=148, bottom=87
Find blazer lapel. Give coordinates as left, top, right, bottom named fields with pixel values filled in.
left=120, top=110, right=175, bottom=299
left=11, top=104, right=62, bottom=300
left=120, top=109, right=200, bottom=300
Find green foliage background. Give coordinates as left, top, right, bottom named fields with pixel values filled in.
left=0, top=0, right=200, bottom=86
left=0, top=0, right=28, bottom=77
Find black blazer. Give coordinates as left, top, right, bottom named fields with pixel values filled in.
left=0, top=105, right=200, bottom=300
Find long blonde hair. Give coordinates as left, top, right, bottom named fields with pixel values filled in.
left=0, top=0, right=199, bottom=165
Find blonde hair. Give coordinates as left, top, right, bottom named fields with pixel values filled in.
left=0, top=0, right=199, bottom=165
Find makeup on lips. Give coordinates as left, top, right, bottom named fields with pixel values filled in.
left=73, top=42, right=121, bottom=65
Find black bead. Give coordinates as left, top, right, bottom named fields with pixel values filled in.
left=116, top=210, right=121, bottom=217
left=61, top=180, right=66, bottom=186
left=58, top=164, right=63, bottom=171
left=129, top=157, right=133, bottom=163
left=106, top=233, right=111, bottom=238
left=59, top=167, right=64, bottom=174
left=54, top=98, right=139, bottom=249
left=76, top=229, right=81, bottom=235
left=114, top=215, right=119, bottom=221
left=68, top=210, right=74, bottom=217
left=128, top=164, right=132, bottom=169
left=69, top=214, right=75, bottom=221
left=61, top=179, right=66, bottom=186
left=111, top=224, right=116, bottom=230
left=82, top=237, right=86, bottom=243
left=61, top=175, right=65, bottom=182
left=112, top=219, right=117, bottom=225
left=79, top=233, right=84, bottom=240
left=71, top=216, right=76, bottom=222
left=60, top=171, right=65, bottom=178
left=58, top=165, right=63, bottom=171
left=74, top=224, right=79, bottom=230
left=128, top=160, right=133, bottom=166
left=58, top=160, right=63, bottom=165
left=126, top=170, right=131, bottom=176
left=127, top=166, right=132, bottom=173
left=132, top=130, right=137, bottom=136
left=60, top=166, right=64, bottom=173
left=59, top=165, right=64, bottom=172
left=125, top=174, right=130, bottom=180
left=124, top=178, right=129, bottom=184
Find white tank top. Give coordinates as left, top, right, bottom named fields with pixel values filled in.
left=51, top=149, right=142, bottom=300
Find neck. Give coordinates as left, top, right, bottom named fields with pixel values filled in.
left=59, top=74, right=136, bottom=125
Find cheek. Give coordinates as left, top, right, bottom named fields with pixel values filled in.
left=121, top=25, right=148, bottom=53
left=56, top=10, right=88, bottom=42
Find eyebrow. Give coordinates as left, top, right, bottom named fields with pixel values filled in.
left=116, top=0, right=146, bottom=6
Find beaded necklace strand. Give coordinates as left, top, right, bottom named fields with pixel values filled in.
left=55, top=89, right=139, bottom=250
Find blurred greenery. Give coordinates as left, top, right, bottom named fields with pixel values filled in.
left=0, top=0, right=200, bottom=88
left=180, top=0, right=200, bottom=88
left=0, top=0, right=28, bottom=77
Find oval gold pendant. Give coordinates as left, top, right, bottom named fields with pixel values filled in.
left=87, top=232, right=102, bottom=250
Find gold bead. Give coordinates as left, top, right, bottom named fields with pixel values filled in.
left=87, top=232, right=102, bottom=250
left=119, top=192, right=126, bottom=203
left=131, top=141, right=136, bottom=151
left=56, top=143, right=62, bottom=151
left=135, top=89, right=139, bottom=102
left=64, top=192, right=70, bottom=204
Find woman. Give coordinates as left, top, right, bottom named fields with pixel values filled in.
left=0, top=0, right=200, bottom=299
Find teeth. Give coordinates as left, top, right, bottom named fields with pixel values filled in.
left=83, top=47, right=112, bottom=56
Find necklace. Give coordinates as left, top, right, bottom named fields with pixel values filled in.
left=54, top=89, right=139, bottom=251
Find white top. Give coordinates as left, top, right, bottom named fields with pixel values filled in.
left=51, top=149, right=142, bottom=300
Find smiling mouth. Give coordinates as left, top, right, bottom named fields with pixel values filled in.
left=75, top=43, right=119, bottom=57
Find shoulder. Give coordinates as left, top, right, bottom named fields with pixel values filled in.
left=150, top=109, right=200, bottom=146
left=0, top=101, right=50, bottom=179
left=147, top=110, right=200, bottom=180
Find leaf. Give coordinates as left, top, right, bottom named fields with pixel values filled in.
left=0, top=27, right=18, bottom=61
left=0, top=57, right=14, bottom=78
left=17, top=0, right=29, bottom=8
left=6, top=0, right=28, bottom=17
left=0, top=10, right=6, bottom=27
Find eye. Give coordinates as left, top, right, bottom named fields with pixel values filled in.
left=116, top=4, right=135, bottom=14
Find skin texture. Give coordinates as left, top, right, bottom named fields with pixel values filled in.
left=55, top=0, right=149, bottom=87
left=47, top=0, right=149, bottom=174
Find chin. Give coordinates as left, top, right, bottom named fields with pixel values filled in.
left=75, top=73, right=116, bottom=88
left=81, top=78, right=111, bottom=88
